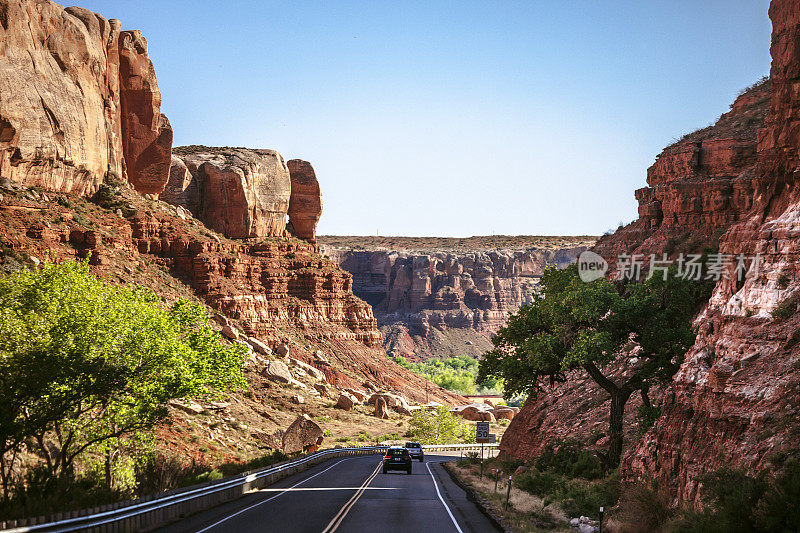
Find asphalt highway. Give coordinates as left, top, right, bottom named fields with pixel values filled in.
left=160, top=452, right=500, bottom=533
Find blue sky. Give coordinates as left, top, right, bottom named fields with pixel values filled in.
left=78, top=1, right=772, bottom=237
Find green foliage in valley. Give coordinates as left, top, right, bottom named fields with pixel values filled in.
left=478, top=265, right=710, bottom=466
left=0, top=260, right=246, bottom=512
left=393, top=354, right=503, bottom=395
left=409, top=406, right=476, bottom=445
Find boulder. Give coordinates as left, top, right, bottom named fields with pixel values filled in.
left=243, top=336, right=272, bottom=356
left=374, top=397, right=390, bottom=419
left=275, top=343, right=290, bottom=357
left=494, top=407, right=516, bottom=421
left=288, top=357, right=326, bottom=381
left=170, top=147, right=291, bottom=239
left=282, top=414, right=324, bottom=454
left=168, top=399, right=204, bottom=415
left=221, top=325, right=239, bottom=340
left=345, top=388, right=369, bottom=402
left=286, top=159, right=323, bottom=244
left=458, top=406, right=486, bottom=421
left=368, top=392, right=410, bottom=413
left=262, top=360, right=292, bottom=383
left=475, top=411, right=496, bottom=423
left=336, top=393, right=355, bottom=411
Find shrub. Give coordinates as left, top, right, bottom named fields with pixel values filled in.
left=772, top=291, right=800, bottom=320
left=636, top=402, right=661, bottom=437
left=534, top=439, right=604, bottom=480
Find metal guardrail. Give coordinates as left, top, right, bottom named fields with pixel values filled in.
left=1, top=443, right=498, bottom=532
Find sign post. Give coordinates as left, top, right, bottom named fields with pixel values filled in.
left=476, top=422, right=490, bottom=479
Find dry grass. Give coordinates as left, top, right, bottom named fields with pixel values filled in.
left=446, top=462, right=571, bottom=532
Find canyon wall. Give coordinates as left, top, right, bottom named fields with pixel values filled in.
left=0, top=0, right=458, bottom=406
left=501, top=0, right=800, bottom=504
left=0, top=0, right=172, bottom=196
left=322, top=242, right=589, bottom=359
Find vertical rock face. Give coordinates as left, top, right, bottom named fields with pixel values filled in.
left=170, top=146, right=291, bottom=239
left=627, top=0, right=800, bottom=502
left=593, top=78, right=770, bottom=264
left=0, top=0, right=171, bottom=195
left=322, top=243, right=589, bottom=358
left=118, top=29, right=172, bottom=195
left=501, top=0, right=800, bottom=505
left=287, top=159, right=322, bottom=244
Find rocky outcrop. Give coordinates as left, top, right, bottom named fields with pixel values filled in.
left=594, top=78, right=770, bottom=264
left=169, top=146, right=291, bottom=240
left=117, top=30, right=172, bottom=195
left=287, top=159, right=322, bottom=244
left=0, top=0, right=171, bottom=196
left=323, top=245, right=589, bottom=358
left=501, top=0, right=800, bottom=505
left=627, top=0, right=800, bottom=502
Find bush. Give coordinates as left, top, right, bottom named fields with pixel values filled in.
left=754, top=459, right=800, bottom=531
left=772, top=291, right=800, bottom=320
left=615, top=479, right=674, bottom=532
left=409, top=406, right=475, bottom=445
left=636, top=402, right=661, bottom=437
left=535, top=439, right=604, bottom=480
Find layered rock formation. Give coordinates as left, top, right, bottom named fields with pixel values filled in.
left=287, top=159, right=322, bottom=244
left=323, top=243, right=589, bottom=359
left=594, top=78, right=770, bottom=263
left=0, top=0, right=171, bottom=196
left=628, top=0, right=800, bottom=502
left=169, top=146, right=292, bottom=240
left=501, top=0, right=800, bottom=504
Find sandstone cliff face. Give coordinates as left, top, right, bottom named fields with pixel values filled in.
left=594, top=78, right=769, bottom=263
left=628, top=0, right=800, bottom=502
left=501, top=0, right=800, bottom=505
left=169, top=146, right=292, bottom=240
left=0, top=0, right=171, bottom=196
left=287, top=159, right=322, bottom=244
left=323, top=245, right=588, bottom=358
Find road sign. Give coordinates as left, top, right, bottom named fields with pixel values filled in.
left=488, top=433, right=496, bottom=443
left=476, top=421, right=490, bottom=443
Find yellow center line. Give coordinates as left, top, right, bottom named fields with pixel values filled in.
left=321, top=461, right=383, bottom=533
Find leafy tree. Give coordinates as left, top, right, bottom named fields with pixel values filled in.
left=409, top=406, right=476, bottom=444
left=478, top=265, right=706, bottom=466
left=0, top=260, right=246, bottom=497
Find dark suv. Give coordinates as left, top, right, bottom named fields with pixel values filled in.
left=404, top=441, right=424, bottom=462
left=382, top=446, right=412, bottom=474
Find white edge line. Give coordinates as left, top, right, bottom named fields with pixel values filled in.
left=195, top=458, right=352, bottom=533
left=426, top=462, right=464, bottom=533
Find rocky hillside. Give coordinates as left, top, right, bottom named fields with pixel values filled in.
left=500, top=0, right=800, bottom=505
left=0, top=0, right=466, bottom=469
left=320, top=236, right=593, bottom=359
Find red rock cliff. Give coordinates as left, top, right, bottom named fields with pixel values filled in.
left=0, top=0, right=171, bottom=196
left=628, top=0, right=800, bottom=502
left=501, top=0, right=800, bottom=505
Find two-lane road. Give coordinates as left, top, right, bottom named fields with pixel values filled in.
left=161, top=453, right=499, bottom=533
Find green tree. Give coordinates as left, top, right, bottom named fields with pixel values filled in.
left=478, top=265, right=706, bottom=467
left=0, top=260, right=246, bottom=497
left=409, top=406, right=476, bottom=444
